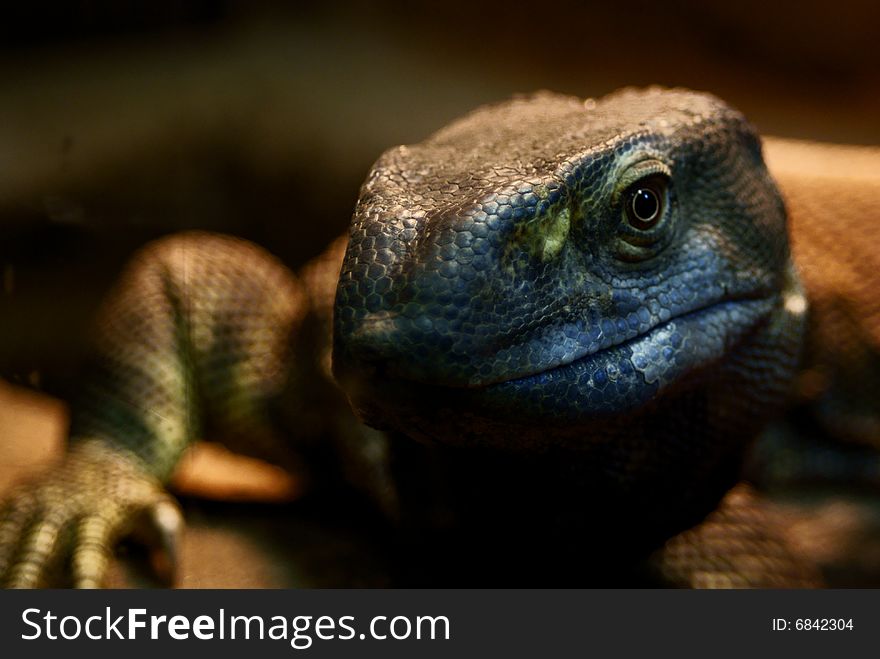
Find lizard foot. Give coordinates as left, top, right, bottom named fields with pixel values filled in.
left=0, top=440, right=182, bottom=588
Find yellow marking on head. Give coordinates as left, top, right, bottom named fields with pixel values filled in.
left=538, top=207, right=571, bottom=261
left=505, top=205, right=571, bottom=270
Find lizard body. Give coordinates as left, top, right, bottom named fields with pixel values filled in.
left=0, top=88, right=876, bottom=587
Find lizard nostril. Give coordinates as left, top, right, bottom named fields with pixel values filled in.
left=335, top=311, right=403, bottom=376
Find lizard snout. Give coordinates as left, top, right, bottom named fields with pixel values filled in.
left=334, top=310, right=402, bottom=379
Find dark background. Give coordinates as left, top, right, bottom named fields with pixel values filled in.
left=0, top=0, right=877, bottom=388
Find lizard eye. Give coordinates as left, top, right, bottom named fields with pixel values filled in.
left=623, top=175, right=667, bottom=230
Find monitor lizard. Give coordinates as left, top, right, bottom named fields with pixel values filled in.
left=1, top=87, right=878, bottom=587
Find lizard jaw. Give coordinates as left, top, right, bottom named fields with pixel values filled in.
left=342, top=292, right=799, bottom=446
left=489, top=296, right=773, bottom=392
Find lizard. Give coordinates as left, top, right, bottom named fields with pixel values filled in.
left=0, top=87, right=876, bottom=588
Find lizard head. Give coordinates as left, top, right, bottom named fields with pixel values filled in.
left=333, top=88, right=806, bottom=468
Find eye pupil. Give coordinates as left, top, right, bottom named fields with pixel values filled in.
left=623, top=174, right=668, bottom=231
left=631, top=188, right=660, bottom=224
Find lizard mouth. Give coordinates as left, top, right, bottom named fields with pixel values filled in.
left=481, top=261, right=808, bottom=399
left=339, top=293, right=785, bottom=448
left=337, top=286, right=780, bottom=398
left=342, top=293, right=782, bottom=431
left=487, top=294, right=774, bottom=391
left=340, top=263, right=806, bottom=438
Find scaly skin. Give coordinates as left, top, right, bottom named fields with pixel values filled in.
left=0, top=88, right=875, bottom=587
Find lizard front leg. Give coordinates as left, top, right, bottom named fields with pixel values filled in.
left=647, top=484, right=823, bottom=588
left=0, top=232, right=308, bottom=587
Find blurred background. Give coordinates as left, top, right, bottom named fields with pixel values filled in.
left=0, top=0, right=878, bottom=586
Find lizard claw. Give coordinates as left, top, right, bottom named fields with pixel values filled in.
left=0, top=440, right=180, bottom=588
left=127, top=497, right=183, bottom=587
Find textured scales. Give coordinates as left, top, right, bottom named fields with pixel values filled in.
left=0, top=87, right=874, bottom=587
